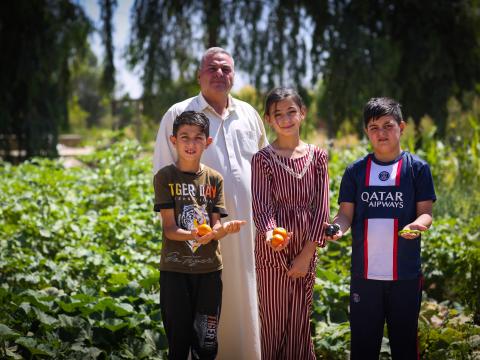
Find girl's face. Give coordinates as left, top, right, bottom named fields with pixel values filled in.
left=265, top=98, right=305, bottom=138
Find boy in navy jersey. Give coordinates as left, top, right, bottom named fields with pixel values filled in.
left=325, top=97, right=436, bottom=359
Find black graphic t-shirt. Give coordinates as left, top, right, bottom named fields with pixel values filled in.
left=154, top=164, right=227, bottom=273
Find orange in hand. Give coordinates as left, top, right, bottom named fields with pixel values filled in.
left=273, top=227, right=287, bottom=239
left=197, top=223, right=213, bottom=236
left=271, top=227, right=288, bottom=248
left=271, top=234, right=285, bottom=248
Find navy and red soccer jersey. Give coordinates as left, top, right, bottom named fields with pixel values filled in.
left=339, top=151, right=436, bottom=280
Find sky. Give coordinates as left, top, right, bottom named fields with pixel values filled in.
left=78, top=0, right=247, bottom=99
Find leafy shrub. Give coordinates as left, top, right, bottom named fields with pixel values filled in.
left=0, top=141, right=165, bottom=359
left=1, top=138, right=479, bottom=359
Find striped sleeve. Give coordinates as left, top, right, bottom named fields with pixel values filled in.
left=310, top=148, right=330, bottom=247
left=251, top=152, right=277, bottom=234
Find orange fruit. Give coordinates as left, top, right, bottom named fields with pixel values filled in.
left=273, top=227, right=287, bottom=239
left=271, top=234, right=285, bottom=248
left=197, top=223, right=213, bottom=236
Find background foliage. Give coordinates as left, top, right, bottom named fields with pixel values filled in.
left=0, top=0, right=91, bottom=159
left=127, top=0, right=480, bottom=135
left=1, top=1, right=480, bottom=157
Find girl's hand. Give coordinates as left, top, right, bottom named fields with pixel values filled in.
left=267, top=232, right=292, bottom=252
left=223, top=220, right=247, bottom=234
left=323, top=222, right=343, bottom=241
left=399, top=223, right=427, bottom=239
left=287, top=251, right=310, bottom=279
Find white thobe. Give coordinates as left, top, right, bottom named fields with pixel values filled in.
left=153, top=93, right=268, bottom=360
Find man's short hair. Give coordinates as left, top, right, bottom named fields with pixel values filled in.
left=172, top=111, right=210, bottom=137
left=363, top=97, right=403, bottom=127
left=199, top=47, right=235, bottom=69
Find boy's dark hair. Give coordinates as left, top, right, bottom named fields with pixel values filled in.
left=363, top=97, right=403, bottom=127
left=264, top=87, right=305, bottom=116
left=172, top=111, right=210, bottom=137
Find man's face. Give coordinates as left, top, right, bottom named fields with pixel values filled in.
left=198, top=53, right=234, bottom=97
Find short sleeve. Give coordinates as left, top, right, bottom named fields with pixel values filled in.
left=415, top=163, right=437, bottom=202
left=153, top=168, right=174, bottom=212
left=338, top=165, right=356, bottom=204
left=213, top=175, right=228, bottom=218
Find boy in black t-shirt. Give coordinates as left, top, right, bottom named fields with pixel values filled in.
left=154, top=111, right=245, bottom=360
left=324, top=98, right=436, bottom=359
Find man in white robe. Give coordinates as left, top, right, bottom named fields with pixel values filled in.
left=153, top=47, right=267, bottom=360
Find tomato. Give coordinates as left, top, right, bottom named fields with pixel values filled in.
left=271, top=227, right=288, bottom=248
left=271, top=234, right=285, bottom=248
left=273, top=227, right=287, bottom=239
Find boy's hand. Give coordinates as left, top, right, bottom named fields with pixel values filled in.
left=223, top=220, right=247, bottom=234
left=399, top=223, right=428, bottom=239
left=193, top=228, right=216, bottom=245
left=323, top=222, right=343, bottom=241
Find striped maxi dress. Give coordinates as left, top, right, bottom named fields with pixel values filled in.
left=251, top=144, right=330, bottom=360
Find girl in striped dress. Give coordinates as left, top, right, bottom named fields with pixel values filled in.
left=251, top=87, right=330, bottom=359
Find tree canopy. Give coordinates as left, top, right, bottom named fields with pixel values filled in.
left=1, top=0, right=479, bottom=159
left=128, top=0, right=480, bottom=134
left=0, top=0, right=90, bottom=160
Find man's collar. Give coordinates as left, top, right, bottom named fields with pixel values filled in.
left=198, top=92, right=236, bottom=114
left=197, top=92, right=210, bottom=111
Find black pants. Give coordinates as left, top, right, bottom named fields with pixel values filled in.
left=350, top=276, right=423, bottom=360
left=160, top=270, right=222, bottom=360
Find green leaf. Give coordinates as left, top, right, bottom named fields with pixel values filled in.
left=111, top=302, right=134, bottom=317
left=108, top=272, right=130, bottom=286
left=0, top=323, right=20, bottom=339
left=102, top=318, right=129, bottom=332
left=5, top=348, right=23, bottom=360
left=71, top=343, right=104, bottom=359
left=39, top=229, right=52, bottom=238
left=32, top=307, right=58, bottom=326
left=316, top=268, right=341, bottom=282
left=18, top=302, right=31, bottom=315
left=58, top=314, right=80, bottom=328
left=15, top=337, right=54, bottom=356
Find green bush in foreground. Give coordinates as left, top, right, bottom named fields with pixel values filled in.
left=1, top=140, right=479, bottom=359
